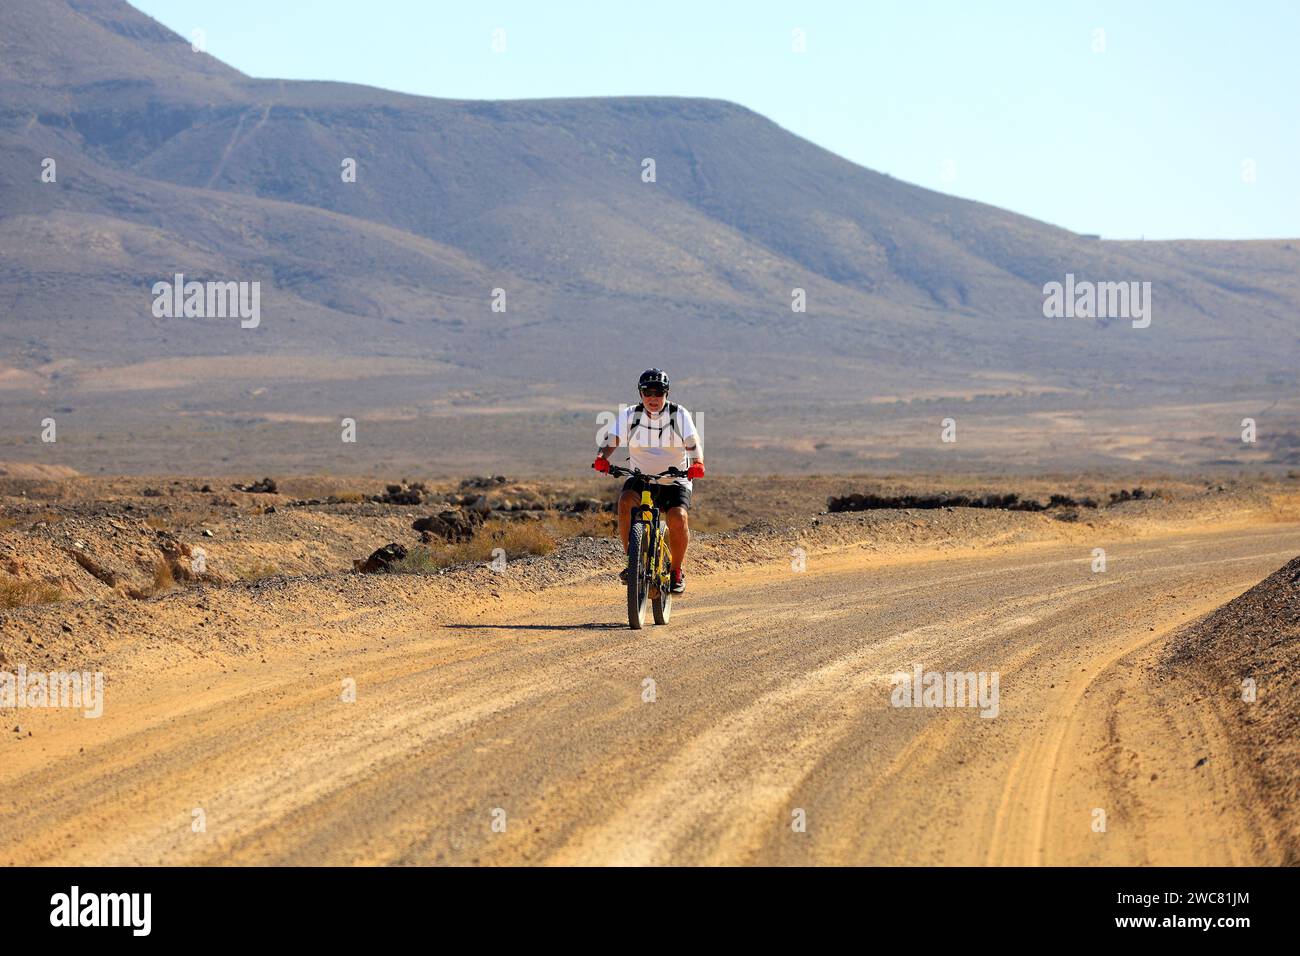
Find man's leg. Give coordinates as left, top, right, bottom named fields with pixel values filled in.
left=666, top=505, right=689, bottom=576
left=617, top=489, right=639, bottom=553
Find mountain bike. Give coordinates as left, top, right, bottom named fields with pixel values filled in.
left=602, top=464, right=683, bottom=629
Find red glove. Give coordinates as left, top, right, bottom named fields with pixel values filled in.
left=687, top=462, right=705, bottom=479
left=592, top=456, right=610, bottom=473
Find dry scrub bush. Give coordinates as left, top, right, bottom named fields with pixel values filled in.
left=689, top=510, right=739, bottom=533
left=235, top=562, right=280, bottom=581
left=545, top=513, right=614, bottom=538
left=151, top=560, right=175, bottom=593
left=396, top=520, right=559, bottom=572
left=0, top=575, right=64, bottom=609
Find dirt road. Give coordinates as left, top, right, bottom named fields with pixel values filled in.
left=3, top=522, right=1298, bottom=866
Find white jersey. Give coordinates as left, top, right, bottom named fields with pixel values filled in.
left=610, top=402, right=699, bottom=488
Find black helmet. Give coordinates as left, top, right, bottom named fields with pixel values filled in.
left=638, top=368, right=670, bottom=392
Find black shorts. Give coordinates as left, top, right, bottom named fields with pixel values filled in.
left=622, top=478, right=691, bottom=512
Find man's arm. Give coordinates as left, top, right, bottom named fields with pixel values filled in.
left=678, top=408, right=705, bottom=478
left=680, top=408, right=703, bottom=467
left=684, top=436, right=703, bottom=467
left=594, top=412, right=623, bottom=471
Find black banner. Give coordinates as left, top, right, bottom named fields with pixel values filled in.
left=0, top=866, right=1287, bottom=941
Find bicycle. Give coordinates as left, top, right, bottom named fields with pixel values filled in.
left=601, top=464, right=683, bottom=629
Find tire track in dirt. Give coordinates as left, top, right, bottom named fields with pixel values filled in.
left=1, top=526, right=1297, bottom=865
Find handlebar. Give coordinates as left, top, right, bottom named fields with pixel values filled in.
left=604, top=464, right=685, bottom=480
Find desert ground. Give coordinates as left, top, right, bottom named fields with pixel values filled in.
left=1, top=469, right=1298, bottom=864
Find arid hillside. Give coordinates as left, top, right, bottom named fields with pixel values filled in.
left=1, top=1, right=1298, bottom=474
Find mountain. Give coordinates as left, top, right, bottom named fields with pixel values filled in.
left=2, top=0, right=1297, bottom=475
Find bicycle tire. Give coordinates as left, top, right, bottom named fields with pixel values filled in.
left=627, top=521, right=647, bottom=629
left=652, top=521, right=672, bottom=625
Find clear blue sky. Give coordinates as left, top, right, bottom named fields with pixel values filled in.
left=131, top=0, right=1298, bottom=240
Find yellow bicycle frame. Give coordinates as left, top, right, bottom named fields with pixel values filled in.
left=639, top=489, right=671, bottom=587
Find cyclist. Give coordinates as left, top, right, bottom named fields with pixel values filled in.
left=592, top=368, right=704, bottom=594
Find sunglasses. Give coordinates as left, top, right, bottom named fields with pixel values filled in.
left=639, top=387, right=666, bottom=397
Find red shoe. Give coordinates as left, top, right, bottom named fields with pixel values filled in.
left=670, top=569, right=685, bottom=594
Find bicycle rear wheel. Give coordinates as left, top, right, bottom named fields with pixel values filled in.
left=626, top=521, right=647, bottom=629
left=652, top=522, right=672, bottom=625
left=652, top=585, right=672, bottom=625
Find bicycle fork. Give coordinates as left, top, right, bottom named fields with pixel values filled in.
left=640, top=491, right=672, bottom=592
left=638, top=490, right=655, bottom=582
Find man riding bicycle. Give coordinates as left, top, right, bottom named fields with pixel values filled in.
left=592, top=368, right=705, bottom=594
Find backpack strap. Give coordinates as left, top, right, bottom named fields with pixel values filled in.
left=628, top=402, right=681, bottom=439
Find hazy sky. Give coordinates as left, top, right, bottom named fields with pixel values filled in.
left=130, top=0, right=1298, bottom=241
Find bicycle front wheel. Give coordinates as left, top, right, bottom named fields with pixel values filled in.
left=626, top=521, right=647, bottom=629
